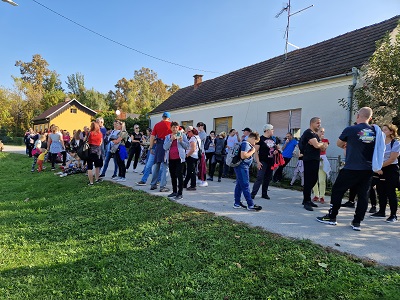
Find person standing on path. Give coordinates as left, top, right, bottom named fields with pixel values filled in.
left=273, top=132, right=298, bottom=183
left=312, top=128, right=331, bottom=204
left=149, top=112, right=172, bottom=192
left=126, top=124, right=143, bottom=173
left=317, top=107, right=385, bottom=231
left=299, top=117, right=328, bottom=211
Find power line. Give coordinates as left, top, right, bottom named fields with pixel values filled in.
left=31, top=0, right=222, bottom=74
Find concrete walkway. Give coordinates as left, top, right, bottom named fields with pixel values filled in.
left=5, top=145, right=400, bottom=267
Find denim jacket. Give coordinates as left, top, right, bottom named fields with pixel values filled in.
left=163, top=133, right=189, bottom=163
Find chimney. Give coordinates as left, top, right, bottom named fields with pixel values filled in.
left=193, top=74, right=203, bottom=89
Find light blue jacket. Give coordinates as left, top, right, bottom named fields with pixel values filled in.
left=163, top=133, right=189, bottom=163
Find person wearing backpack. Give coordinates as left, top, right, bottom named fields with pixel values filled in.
left=233, top=132, right=262, bottom=211
left=208, top=131, right=227, bottom=182
left=250, top=124, right=280, bottom=200
left=205, top=131, right=216, bottom=180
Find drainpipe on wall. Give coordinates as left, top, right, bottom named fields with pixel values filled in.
left=348, top=67, right=359, bottom=126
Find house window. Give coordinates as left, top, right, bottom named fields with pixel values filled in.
left=268, top=109, right=301, bottom=140
left=70, top=108, right=77, bottom=114
left=181, top=120, right=193, bottom=128
left=214, top=116, right=232, bottom=135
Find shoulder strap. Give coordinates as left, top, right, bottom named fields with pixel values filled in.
left=391, top=139, right=395, bottom=149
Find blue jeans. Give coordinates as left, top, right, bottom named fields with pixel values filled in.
left=141, top=150, right=155, bottom=182
left=101, top=151, right=118, bottom=176
left=150, top=161, right=168, bottom=189
left=234, top=164, right=254, bottom=207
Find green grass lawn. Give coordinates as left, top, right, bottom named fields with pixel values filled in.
left=0, top=153, right=399, bottom=300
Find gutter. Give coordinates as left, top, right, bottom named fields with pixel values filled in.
left=348, top=67, right=359, bottom=126
left=150, top=71, right=355, bottom=116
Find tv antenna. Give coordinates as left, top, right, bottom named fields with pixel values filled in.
left=275, top=0, right=313, bottom=60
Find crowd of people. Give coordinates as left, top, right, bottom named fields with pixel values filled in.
left=26, top=106, right=399, bottom=230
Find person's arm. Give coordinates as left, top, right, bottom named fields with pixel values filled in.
left=149, top=135, right=156, bottom=153
left=337, top=139, right=346, bottom=149
left=381, top=151, right=399, bottom=168
left=47, top=136, right=52, bottom=151
left=253, top=144, right=262, bottom=170
left=241, top=144, right=256, bottom=159
left=179, top=134, right=190, bottom=150
left=163, top=135, right=172, bottom=150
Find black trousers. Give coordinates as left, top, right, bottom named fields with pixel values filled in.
left=126, top=145, right=141, bottom=170
left=50, top=151, right=66, bottom=168
left=115, top=151, right=126, bottom=178
left=303, top=160, right=320, bottom=204
left=183, top=156, right=197, bottom=188
left=376, top=164, right=399, bottom=216
left=169, top=159, right=183, bottom=195
left=205, top=152, right=214, bottom=175
left=209, top=159, right=224, bottom=179
left=329, top=169, right=373, bottom=222
left=251, top=161, right=273, bottom=197
left=273, top=157, right=291, bottom=182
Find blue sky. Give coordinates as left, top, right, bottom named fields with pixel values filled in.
left=1, top=0, right=399, bottom=94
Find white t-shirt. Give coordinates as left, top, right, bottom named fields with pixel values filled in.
left=226, top=135, right=239, bottom=154
left=187, top=135, right=201, bottom=159
left=384, top=140, right=400, bottom=165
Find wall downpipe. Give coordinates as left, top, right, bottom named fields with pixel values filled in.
left=348, top=67, right=359, bottom=126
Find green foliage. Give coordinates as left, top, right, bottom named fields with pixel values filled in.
left=0, top=153, right=400, bottom=299
left=353, top=28, right=400, bottom=125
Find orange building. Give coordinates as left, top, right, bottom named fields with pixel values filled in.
left=32, top=98, right=97, bottom=134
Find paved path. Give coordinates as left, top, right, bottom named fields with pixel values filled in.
left=5, top=145, right=400, bottom=267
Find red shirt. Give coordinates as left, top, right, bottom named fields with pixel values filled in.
left=169, top=139, right=180, bottom=160
left=152, top=120, right=172, bottom=140
left=88, top=132, right=102, bottom=146
left=320, top=138, right=329, bottom=155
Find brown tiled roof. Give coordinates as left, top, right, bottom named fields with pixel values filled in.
left=32, top=99, right=97, bottom=122
left=151, top=16, right=399, bottom=114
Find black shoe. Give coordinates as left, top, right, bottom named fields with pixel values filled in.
left=95, top=179, right=103, bottom=183
left=218, top=178, right=221, bottom=182
left=250, top=194, right=255, bottom=199
left=207, top=177, right=213, bottom=181
left=150, top=186, right=157, bottom=190
left=186, top=187, right=196, bottom=191
left=368, top=206, right=377, bottom=213
left=261, top=194, right=270, bottom=200
left=310, top=201, right=318, bottom=207
left=99, top=174, right=105, bottom=178
left=247, top=204, right=262, bottom=211
left=111, top=174, right=118, bottom=179
left=351, top=221, right=361, bottom=231
left=167, top=192, right=177, bottom=198
left=370, top=212, right=386, bottom=218
left=175, top=195, right=183, bottom=200
left=341, top=201, right=355, bottom=208
left=304, top=204, right=314, bottom=211
left=386, top=215, right=398, bottom=223
left=233, top=202, right=247, bottom=209
left=316, top=214, right=337, bottom=225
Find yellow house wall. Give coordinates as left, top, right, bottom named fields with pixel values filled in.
left=51, top=105, right=94, bottom=134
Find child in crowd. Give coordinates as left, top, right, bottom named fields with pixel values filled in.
left=37, top=149, right=48, bottom=172
left=31, top=135, right=46, bottom=172
left=290, top=146, right=304, bottom=186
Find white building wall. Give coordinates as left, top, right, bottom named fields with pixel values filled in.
left=150, top=77, right=356, bottom=158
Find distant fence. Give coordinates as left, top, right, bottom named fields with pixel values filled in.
left=283, top=156, right=343, bottom=187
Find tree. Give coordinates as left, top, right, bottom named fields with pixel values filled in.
left=343, top=29, right=400, bottom=125
left=66, top=72, right=85, bottom=97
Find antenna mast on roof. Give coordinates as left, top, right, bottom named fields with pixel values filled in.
left=275, top=0, right=313, bottom=60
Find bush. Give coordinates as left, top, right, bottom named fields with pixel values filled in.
left=0, top=136, right=25, bottom=145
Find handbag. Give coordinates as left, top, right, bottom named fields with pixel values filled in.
left=77, top=133, right=90, bottom=160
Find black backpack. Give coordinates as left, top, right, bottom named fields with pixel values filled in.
left=214, top=138, right=225, bottom=155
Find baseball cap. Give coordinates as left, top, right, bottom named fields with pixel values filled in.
left=263, top=124, right=274, bottom=131
left=242, top=127, right=252, bottom=132
left=162, top=112, right=171, bottom=118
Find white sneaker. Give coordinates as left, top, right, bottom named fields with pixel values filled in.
left=133, top=169, right=138, bottom=173
left=199, top=181, right=208, bottom=187
left=116, top=177, right=126, bottom=182
left=59, top=173, right=68, bottom=177
left=197, top=179, right=202, bottom=185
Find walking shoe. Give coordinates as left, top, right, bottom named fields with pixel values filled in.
left=247, top=204, right=262, bottom=211
left=341, top=201, right=355, bottom=208
left=351, top=221, right=361, bottom=231
left=261, top=194, right=270, bottom=200
left=218, top=178, right=221, bottom=182
left=207, top=177, right=213, bottom=181
left=51, top=167, right=56, bottom=171
left=87, top=182, right=94, bottom=186
left=150, top=186, right=157, bottom=190
left=310, top=201, right=318, bottom=208
left=140, top=172, right=144, bottom=175
left=316, top=214, right=337, bottom=225
left=368, top=206, right=377, bottom=213
left=313, top=196, right=319, bottom=202
left=99, top=174, right=105, bottom=178
left=186, top=187, right=197, bottom=191
left=136, top=181, right=146, bottom=186
left=251, top=194, right=255, bottom=199
left=167, top=192, right=177, bottom=198
left=160, top=187, right=170, bottom=192
left=111, top=175, right=118, bottom=179
left=59, top=173, right=68, bottom=178
left=304, top=203, right=314, bottom=211
left=133, top=169, right=138, bottom=173
left=233, top=202, right=247, bottom=209
left=319, top=197, right=325, bottom=204
left=95, top=178, right=103, bottom=183
left=31, top=169, right=35, bottom=172
left=386, top=215, right=397, bottom=223
left=175, top=195, right=183, bottom=200
left=116, top=177, right=126, bottom=182
left=199, top=181, right=208, bottom=187
left=370, top=212, right=386, bottom=218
